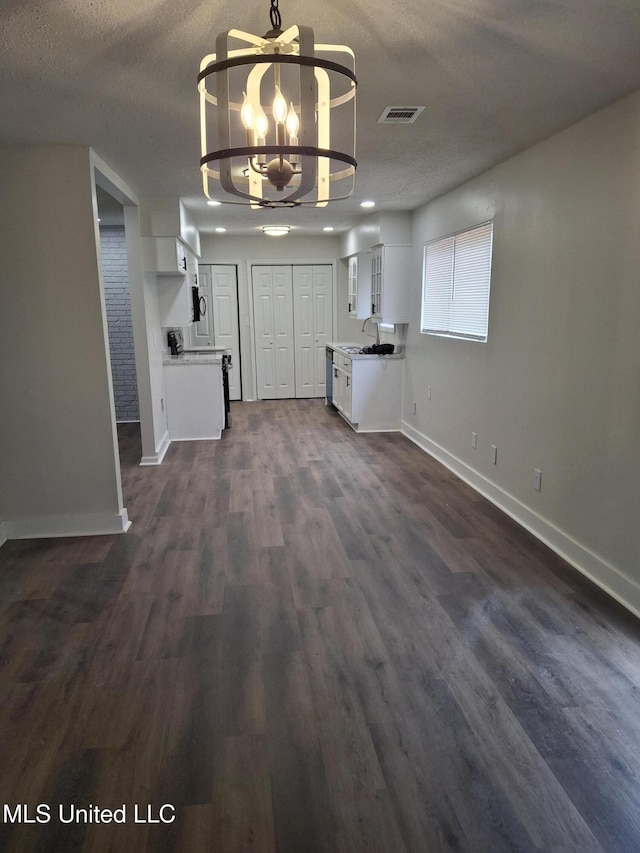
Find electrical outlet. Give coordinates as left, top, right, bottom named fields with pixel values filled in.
left=471, top=432, right=477, bottom=449
left=427, top=385, right=432, bottom=400
left=161, top=397, right=165, bottom=412
left=413, top=401, right=417, bottom=415
left=533, top=468, right=542, bottom=492
left=490, top=444, right=497, bottom=464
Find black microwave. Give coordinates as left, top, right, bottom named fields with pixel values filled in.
left=192, top=285, right=206, bottom=322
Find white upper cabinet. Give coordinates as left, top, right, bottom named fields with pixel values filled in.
left=347, top=252, right=372, bottom=318
left=144, top=237, right=197, bottom=326
left=371, top=243, right=412, bottom=323
left=143, top=237, right=188, bottom=276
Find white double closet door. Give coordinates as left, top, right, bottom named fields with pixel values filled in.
left=252, top=265, right=332, bottom=399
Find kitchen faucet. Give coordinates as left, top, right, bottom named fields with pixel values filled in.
left=362, top=315, right=380, bottom=346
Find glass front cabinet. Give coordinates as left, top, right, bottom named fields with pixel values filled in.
left=347, top=252, right=372, bottom=319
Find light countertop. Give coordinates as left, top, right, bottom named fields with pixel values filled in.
left=163, top=352, right=223, bottom=365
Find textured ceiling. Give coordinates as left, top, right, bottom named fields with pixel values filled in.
left=2, top=0, right=640, bottom=236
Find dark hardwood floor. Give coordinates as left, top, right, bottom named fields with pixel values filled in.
left=2, top=399, right=640, bottom=852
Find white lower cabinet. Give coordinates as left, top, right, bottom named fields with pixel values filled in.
left=332, top=359, right=353, bottom=421
left=163, top=361, right=224, bottom=440
left=333, top=353, right=403, bottom=432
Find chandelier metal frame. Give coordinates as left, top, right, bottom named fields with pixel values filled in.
left=198, top=0, right=357, bottom=208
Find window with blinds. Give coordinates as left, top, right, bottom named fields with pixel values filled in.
left=421, top=221, right=493, bottom=342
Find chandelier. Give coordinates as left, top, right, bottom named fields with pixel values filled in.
left=198, top=0, right=357, bottom=208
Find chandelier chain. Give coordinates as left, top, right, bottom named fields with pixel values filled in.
left=269, top=0, right=282, bottom=31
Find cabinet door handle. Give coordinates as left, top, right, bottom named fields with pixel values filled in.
left=346, top=376, right=350, bottom=387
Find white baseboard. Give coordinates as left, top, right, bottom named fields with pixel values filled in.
left=2, top=509, right=131, bottom=541
left=139, top=430, right=171, bottom=466
left=401, top=420, right=640, bottom=620
left=170, top=432, right=222, bottom=441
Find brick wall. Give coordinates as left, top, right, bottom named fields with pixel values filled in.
left=100, top=226, right=139, bottom=422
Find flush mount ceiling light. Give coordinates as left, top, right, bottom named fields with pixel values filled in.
left=198, top=0, right=357, bottom=208
left=262, top=225, right=291, bottom=236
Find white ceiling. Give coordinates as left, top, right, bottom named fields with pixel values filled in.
left=2, top=0, right=640, bottom=237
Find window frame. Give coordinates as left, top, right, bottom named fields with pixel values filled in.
left=420, top=220, right=494, bottom=343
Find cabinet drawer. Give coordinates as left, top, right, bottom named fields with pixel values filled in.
left=334, top=354, right=352, bottom=371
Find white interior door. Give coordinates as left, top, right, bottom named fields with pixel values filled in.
left=210, top=265, right=241, bottom=400
left=293, top=265, right=333, bottom=397
left=252, top=265, right=295, bottom=399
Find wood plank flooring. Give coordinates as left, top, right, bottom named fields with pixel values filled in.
left=2, top=398, right=640, bottom=851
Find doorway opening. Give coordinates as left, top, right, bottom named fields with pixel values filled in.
left=96, top=187, right=140, bottom=425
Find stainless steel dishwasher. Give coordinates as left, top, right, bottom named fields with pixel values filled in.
left=325, top=346, right=334, bottom=405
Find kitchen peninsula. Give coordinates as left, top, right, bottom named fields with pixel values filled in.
left=162, top=351, right=225, bottom=440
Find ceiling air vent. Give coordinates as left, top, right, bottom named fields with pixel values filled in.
left=377, top=106, right=425, bottom=124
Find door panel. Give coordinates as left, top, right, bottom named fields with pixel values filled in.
left=252, top=268, right=276, bottom=400
left=273, top=266, right=294, bottom=398
left=210, top=265, right=241, bottom=400
left=293, top=266, right=314, bottom=397
left=261, top=345, right=276, bottom=394
left=312, top=266, right=333, bottom=396
left=252, top=266, right=295, bottom=400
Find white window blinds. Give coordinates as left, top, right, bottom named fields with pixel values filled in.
left=421, top=221, right=493, bottom=342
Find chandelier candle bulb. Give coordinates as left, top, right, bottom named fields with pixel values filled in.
left=255, top=110, right=268, bottom=165
left=273, top=86, right=287, bottom=123
left=286, top=102, right=299, bottom=165
left=241, top=92, right=256, bottom=146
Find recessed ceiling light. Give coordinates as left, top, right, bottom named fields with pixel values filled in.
left=262, top=225, right=291, bottom=237
left=215, top=227, right=226, bottom=233
left=207, top=200, right=221, bottom=206
left=360, top=200, right=375, bottom=208
left=323, top=226, right=335, bottom=232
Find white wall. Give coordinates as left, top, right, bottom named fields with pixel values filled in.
left=199, top=233, right=341, bottom=399
left=0, top=145, right=129, bottom=538
left=403, top=90, right=640, bottom=615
